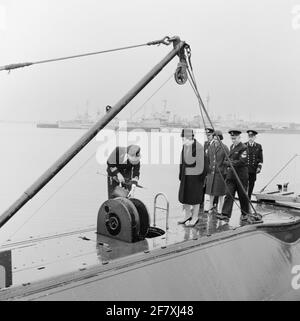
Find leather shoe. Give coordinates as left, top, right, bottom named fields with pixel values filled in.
left=178, top=216, right=192, bottom=224
left=216, top=213, right=230, bottom=221
left=185, top=218, right=199, bottom=227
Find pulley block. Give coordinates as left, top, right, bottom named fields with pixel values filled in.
left=174, top=61, right=188, bottom=85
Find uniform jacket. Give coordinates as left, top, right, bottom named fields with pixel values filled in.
left=205, top=141, right=230, bottom=196
left=106, top=147, right=140, bottom=180
left=225, top=142, right=248, bottom=181
left=245, top=142, right=263, bottom=174
left=204, top=140, right=211, bottom=154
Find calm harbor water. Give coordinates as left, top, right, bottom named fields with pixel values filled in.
left=0, top=123, right=299, bottom=244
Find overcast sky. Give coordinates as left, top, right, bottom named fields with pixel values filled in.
left=0, top=0, right=299, bottom=122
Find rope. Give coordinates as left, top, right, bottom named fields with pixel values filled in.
left=187, top=73, right=244, bottom=214
left=5, top=151, right=96, bottom=241
left=259, top=154, right=299, bottom=193
left=0, top=36, right=175, bottom=72
left=187, top=77, right=208, bottom=130
left=185, top=55, right=259, bottom=218
left=96, top=172, right=146, bottom=189
left=4, top=60, right=178, bottom=241
left=187, top=76, right=244, bottom=213
left=4, top=71, right=174, bottom=240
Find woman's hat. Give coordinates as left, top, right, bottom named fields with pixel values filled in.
left=214, top=130, right=223, bottom=140
left=181, top=128, right=194, bottom=138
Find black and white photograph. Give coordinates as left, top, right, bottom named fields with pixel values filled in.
left=0, top=0, right=300, bottom=305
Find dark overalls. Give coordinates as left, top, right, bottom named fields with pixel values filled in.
left=245, top=142, right=263, bottom=198
left=222, top=142, right=249, bottom=218
left=106, top=147, right=140, bottom=199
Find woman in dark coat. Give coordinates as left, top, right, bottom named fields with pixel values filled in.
left=178, top=128, right=205, bottom=226
left=205, top=130, right=229, bottom=213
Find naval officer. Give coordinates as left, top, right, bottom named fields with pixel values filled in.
left=204, top=127, right=214, bottom=154
left=245, top=130, right=263, bottom=199
left=217, top=130, right=249, bottom=221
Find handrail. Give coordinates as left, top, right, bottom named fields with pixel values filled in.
left=153, top=193, right=170, bottom=230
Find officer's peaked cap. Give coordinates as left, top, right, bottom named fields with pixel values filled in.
left=228, top=129, right=242, bottom=136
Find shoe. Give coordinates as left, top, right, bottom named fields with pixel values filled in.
left=178, top=216, right=192, bottom=224
left=185, top=218, right=199, bottom=227
left=240, top=215, right=249, bottom=222
left=216, top=213, right=230, bottom=221
left=247, top=214, right=263, bottom=224
left=205, top=206, right=214, bottom=213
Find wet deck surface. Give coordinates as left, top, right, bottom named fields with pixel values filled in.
left=1, top=202, right=300, bottom=289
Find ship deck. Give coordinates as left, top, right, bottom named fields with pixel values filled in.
left=1, top=201, right=300, bottom=295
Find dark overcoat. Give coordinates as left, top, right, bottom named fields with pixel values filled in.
left=178, top=139, right=205, bottom=205
left=205, top=141, right=230, bottom=196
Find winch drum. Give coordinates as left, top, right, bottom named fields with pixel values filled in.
left=97, top=197, right=150, bottom=243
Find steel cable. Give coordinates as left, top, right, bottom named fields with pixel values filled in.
left=0, top=36, right=173, bottom=72
left=186, top=58, right=259, bottom=219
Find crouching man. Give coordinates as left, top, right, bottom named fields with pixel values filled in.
left=106, top=145, right=141, bottom=199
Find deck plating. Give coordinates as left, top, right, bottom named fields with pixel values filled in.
left=0, top=203, right=300, bottom=300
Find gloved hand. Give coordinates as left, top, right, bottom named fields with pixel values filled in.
left=117, top=172, right=125, bottom=184
left=256, top=167, right=261, bottom=174
left=127, top=184, right=136, bottom=198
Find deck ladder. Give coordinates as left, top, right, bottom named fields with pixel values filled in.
left=153, top=193, right=170, bottom=230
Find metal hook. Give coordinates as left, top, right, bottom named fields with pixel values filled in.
left=161, top=36, right=171, bottom=45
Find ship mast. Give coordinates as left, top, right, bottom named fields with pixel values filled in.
left=0, top=37, right=186, bottom=229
